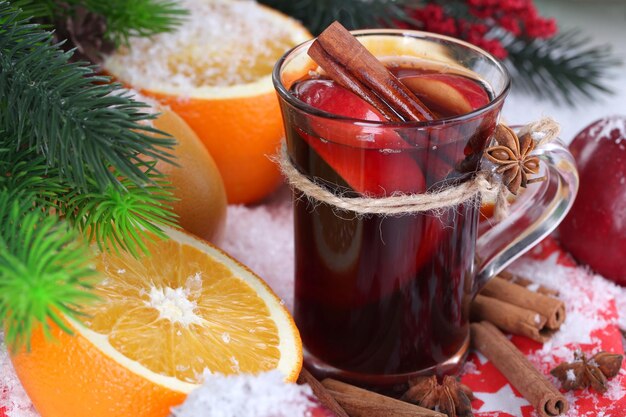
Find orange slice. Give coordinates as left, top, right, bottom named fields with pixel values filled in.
left=103, top=0, right=312, bottom=203
left=10, top=227, right=302, bottom=417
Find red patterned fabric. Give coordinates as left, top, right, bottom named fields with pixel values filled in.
left=463, top=237, right=626, bottom=416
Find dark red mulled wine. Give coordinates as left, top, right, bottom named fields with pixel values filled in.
left=283, top=63, right=501, bottom=384
left=274, top=28, right=578, bottom=392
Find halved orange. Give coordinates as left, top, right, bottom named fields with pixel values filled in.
left=103, top=0, right=312, bottom=203
left=147, top=103, right=228, bottom=243
left=10, top=227, right=302, bottom=417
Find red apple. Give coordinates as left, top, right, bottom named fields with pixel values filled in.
left=399, top=73, right=490, bottom=116
left=293, top=79, right=425, bottom=196
left=296, top=127, right=426, bottom=196
left=294, top=79, right=385, bottom=122
left=559, top=116, right=626, bottom=285
left=293, top=79, right=412, bottom=149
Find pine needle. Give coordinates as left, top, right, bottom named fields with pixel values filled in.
left=0, top=3, right=183, bottom=347
left=504, top=31, right=621, bottom=106
left=1, top=0, right=180, bottom=254
left=258, top=0, right=417, bottom=36
left=64, top=172, right=178, bottom=258
left=6, top=0, right=54, bottom=21
left=0, top=2, right=177, bottom=191
left=81, top=0, right=188, bottom=46
left=0, top=191, right=99, bottom=352
left=7, top=0, right=187, bottom=46
left=0, top=146, right=66, bottom=208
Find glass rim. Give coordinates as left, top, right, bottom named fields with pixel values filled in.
left=272, top=28, right=511, bottom=127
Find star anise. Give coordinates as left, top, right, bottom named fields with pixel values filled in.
left=484, top=124, right=543, bottom=195
left=551, top=351, right=623, bottom=393
left=401, top=375, right=475, bottom=417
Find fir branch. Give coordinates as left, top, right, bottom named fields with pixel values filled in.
left=1, top=2, right=179, bottom=256
left=504, top=31, right=621, bottom=105
left=0, top=2, right=183, bottom=349
left=258, top=0, right=418, bottom=36
left=6, top=0, right=55, bottom=21
left=80, top=0, right=187, bottom=46
left=0, top=190, right=99, bottom=352
left=7, top=0, right=186, bottom=46
left=0, top=138, right=178, bottom=259
left=64, top=172, right=177, bottom=258
left=0, top=2, right=176, bottom=191
left=0, top=146, right=66, bottom=209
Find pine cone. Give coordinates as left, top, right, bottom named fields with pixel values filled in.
left=54, top=5, right=114, bottom=64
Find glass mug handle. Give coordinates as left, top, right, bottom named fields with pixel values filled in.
left=474, top=136, right=579, bottom=293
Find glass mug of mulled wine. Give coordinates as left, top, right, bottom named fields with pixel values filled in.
left=272, top=29, right=578, bottom=388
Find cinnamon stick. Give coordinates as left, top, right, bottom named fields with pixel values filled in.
left=498, top=270, right=559, bottom=297
left=308, top=41, right=401, bottom=122
left=471, top=294, right=555, bottom=343
left=329, top=390, right=445, bottom=417
left=297, top=368, right=350, bottom=417
left=321, top=379, right=445, bottom=417
left=471, top=321, right=568, bottom=417
left=308, top=21, right=435, bottom=122
left=481, top=276, right=565, bottom=330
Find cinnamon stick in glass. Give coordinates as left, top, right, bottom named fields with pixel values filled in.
left=297, top=368, right=350, bottom=417
left=321, top=378, right=446, bottom=417
left=471, top=321, right=568, bottom=417
left=471, top=294, right=555, bottom=343
left=481, top=276, right=565, bottom=330
left=307, top=41, right=402, bottom=122
left=307, top=21, right=435, bottom=122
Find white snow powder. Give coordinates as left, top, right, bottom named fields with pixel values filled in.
left=220, top=188, right=295, bottom=311
left=170, top=371, right=315, bottom=417
left=104, top=0, right=306, bottom=93
left=0, top=334, right=39, bottom=417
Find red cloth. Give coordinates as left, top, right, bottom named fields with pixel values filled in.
left=463, top=237, right=626, bottom=416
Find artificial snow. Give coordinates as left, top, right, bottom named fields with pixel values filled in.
left=220, top=188, right=295, bottom=311
left=461, top=359, right=480, bottom=375
left=585, top=116, right=626, bottom=145
left=170, top=371, right=314, bottom=417
left=146, top=286, right=204, bottom=326
left=510, top=252, right=626, bottom=355
left=566, top=369, right=576, bottom=382
left=505, top=252, right=626, bottom=417
left=606, top=374, right=626, bottom=402
left=104, top=0, right=305, bottom=92
left=0, top=335, right=38, bottom=417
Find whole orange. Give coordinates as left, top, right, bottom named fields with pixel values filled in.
left=103, top=1, right=312, bottom=203
left=147, top=89, right=285, bottom=205
left=152, top=107, right=227, bottom=242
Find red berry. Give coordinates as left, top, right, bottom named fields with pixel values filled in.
left=559, top=116, right=626, bottom=285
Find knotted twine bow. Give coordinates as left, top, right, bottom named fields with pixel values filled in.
left=277, top=118, right=560, bottom=220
